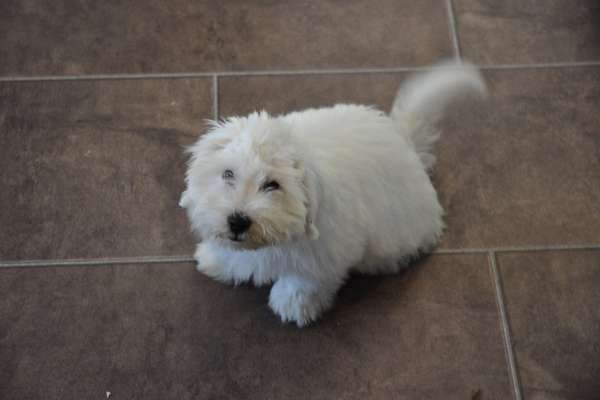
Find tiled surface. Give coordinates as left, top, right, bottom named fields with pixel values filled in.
left=454, top=0, right=600, bottom=64
left=0, top=255, right=512, bottom=400
left=2, top=1, right=600, bottom=399
left=497, top=251, right=600, bottom=400
left=438, top=68, right=600, bottom=248
left=219, top=73, right=403, bottom=117
left=0, top=79, right=210, bottom=260
left=0, top=0, right=452, bottom=76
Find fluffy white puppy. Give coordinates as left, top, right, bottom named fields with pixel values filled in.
left=180, top=62, right=486, bottom=326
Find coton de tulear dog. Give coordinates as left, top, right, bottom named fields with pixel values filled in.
left=180, top=62, right=486, bottom=326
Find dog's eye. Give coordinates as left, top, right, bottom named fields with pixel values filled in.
left=222, top=170, right=234, bottom=180
left=261, top=180, right=280, bottom=192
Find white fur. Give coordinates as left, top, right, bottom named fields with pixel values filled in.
left=180, top=61, right=486, bottom=327
left=391, top=61, right=487, bottom=169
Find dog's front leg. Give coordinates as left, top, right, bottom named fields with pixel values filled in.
left=194, top=240, right=273, bottom=286
left=269, top=275, right=340, bottom=327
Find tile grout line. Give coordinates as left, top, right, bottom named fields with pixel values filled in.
left=0, top=67, right=429, bottom=82
left=3, top=61, right=600, bottom=82
left=212, top=74, right=219, bottom=120
left=1, top=243, right=599, bottom=269
left=445, top=0, right=462, bottom=61
left=434, top=248, right=488, bottom=255
left=489, top=251, right=523, bottom=400
left=434, top=243, right=600, bottom=254
left=0, top=72, right=217, bottom=82
left=479, top=61, right=600, bottom=70
left=0, top=255, right=195, bottom=269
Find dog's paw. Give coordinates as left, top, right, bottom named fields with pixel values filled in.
left=194, top=242, right=226, bottom=281
left=268, top=277, right=329, bottom=327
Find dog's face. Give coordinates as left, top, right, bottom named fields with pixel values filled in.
left=181, top=112, right=319, bottom=250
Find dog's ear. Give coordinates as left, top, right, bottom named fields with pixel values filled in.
left=300, top=162, right=320, bottom=240
left=199, top=120, right=240, bottom=152
left=185, top=120, right=241, bottom=168
left=179, top=189, right=190, bottom=208
left=205, top=135, right=232, bottom=152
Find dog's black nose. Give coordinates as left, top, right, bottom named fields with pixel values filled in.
left=228, top=212, right=252, bottom=235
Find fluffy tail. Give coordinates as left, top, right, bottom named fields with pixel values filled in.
left=390, top=61, right=487, bottom=169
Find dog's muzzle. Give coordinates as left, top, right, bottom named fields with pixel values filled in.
left=227, top=212, right=252, bottom=241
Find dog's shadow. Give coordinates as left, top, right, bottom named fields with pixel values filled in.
left=229, top=251, right=433, bottom=329
left=317, top=251, right=432, bottom=327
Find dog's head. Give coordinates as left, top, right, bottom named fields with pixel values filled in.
left=180, top=111, right=319, bottom=249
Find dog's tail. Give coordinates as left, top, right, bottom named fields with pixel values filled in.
left=390, top=61, right=487, bottom=169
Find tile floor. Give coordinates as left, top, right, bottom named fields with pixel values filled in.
left=1, top=1, right=599, bottom=399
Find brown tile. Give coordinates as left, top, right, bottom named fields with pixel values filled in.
left=0, top=254, right=511, bottom=399
left=0, top=0, right=452, bottom=76
left=0, top=79, right=211, bottom=261
left=438, top=67, right=600, bottom=248
left=219, top=68, right=600, bottom=249
left=454, top=0, right=600, bottom=64
left=497, top=250, right=600, bottom=400
left=219, top=73, right=404, bottom=117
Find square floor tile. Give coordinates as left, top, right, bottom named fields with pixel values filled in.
left=438, top=67, right=600, bottom=248
left=0, top=0, right=452, bottom=76
left=497, top=250, right=600, bottom=400
left=219, top=73, right=403, bottom=117
left=0, top=79, right=211, bottom=260
left=454, top=0, right=600, bottom=64
left=0, top=254, right=511, bottom=399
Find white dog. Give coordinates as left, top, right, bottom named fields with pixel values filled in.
left=180, top=62, right=486, bottom=326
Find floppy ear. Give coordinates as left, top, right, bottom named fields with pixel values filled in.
left=301, top=165, right=320, bottom=240
left=189, top=119, right=239, bottom=157
left=179, top=189, right=190, bottom=208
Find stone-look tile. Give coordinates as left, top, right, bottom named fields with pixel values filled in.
left=454, top=0, right=600, bottom=64
left=220, top=67, right=600, bottom=248
left=0, top=0, right=452, bottom=76
left=0, top=79, right=211, bottom=260
left=497, top=250, right=600, bottom=400
left=438, top=67, right=600, bottom=248
left=219, top=73, right=404, bottom=117
left=0, top=255, right=511, bottom=399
